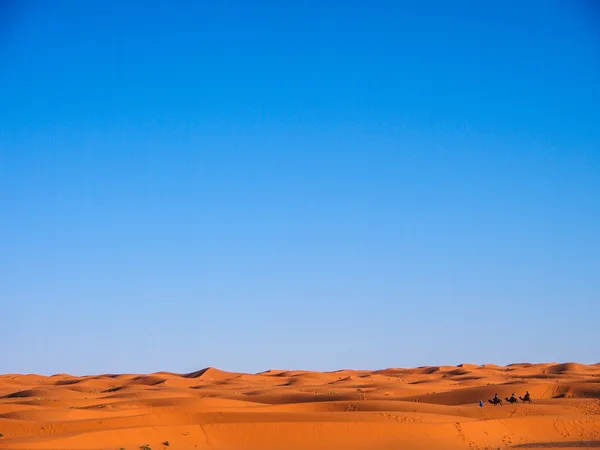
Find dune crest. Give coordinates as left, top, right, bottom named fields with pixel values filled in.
left=182, top=366, right=238, bottom=380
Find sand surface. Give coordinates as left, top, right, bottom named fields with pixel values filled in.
left=1, top=363, right=599, bottom=449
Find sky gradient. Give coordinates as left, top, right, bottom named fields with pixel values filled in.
left=1, top=1, right=599, bottom=375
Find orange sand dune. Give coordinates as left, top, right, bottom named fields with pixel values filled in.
left=1, top=363, right=599, bottom=449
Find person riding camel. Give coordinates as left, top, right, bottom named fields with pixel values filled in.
left=488, top=393, right=502, bottom=406
left=510, top=392, right=517, bottom=401
left=519, top=390, right=532, bottom=403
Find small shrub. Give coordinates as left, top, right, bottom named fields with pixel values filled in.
left=140, top=446, right=151, bottom=450
left=163, top=442, right=170, bottom=447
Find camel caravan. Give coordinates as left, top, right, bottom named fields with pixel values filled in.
left=485, top=391, right=532, bottom=406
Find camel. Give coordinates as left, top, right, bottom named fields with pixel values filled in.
left=520, top=394, right=533, bottom=403
left=488, top=397, right=503, bottom=406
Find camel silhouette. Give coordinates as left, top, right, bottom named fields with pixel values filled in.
left=519, top=395, right=533, bottom=403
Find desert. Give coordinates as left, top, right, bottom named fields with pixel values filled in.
left=1, top=362, right=599, bottom=449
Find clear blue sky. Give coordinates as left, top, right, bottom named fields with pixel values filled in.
left=1, top=1, right=599, bottom=375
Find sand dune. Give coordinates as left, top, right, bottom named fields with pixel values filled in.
left=1, top=363, right=599, bottom=449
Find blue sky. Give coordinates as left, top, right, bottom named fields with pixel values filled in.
left=1, top=1, right=599, bottom=375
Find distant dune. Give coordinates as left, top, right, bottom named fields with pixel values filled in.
left=1, top=363, right=599, bottom=449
